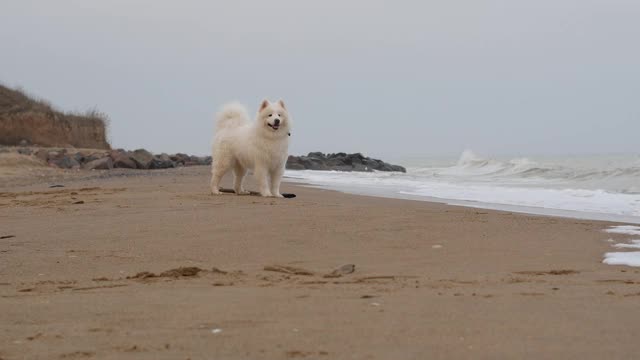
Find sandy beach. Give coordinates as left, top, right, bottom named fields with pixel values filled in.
left=1, top=165, right=639, bottom=360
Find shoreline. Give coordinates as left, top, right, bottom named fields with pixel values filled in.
left=285, top=177, right=640, bottom=225
left=283, top=170, right=640, bottom=225
left=2, top=166, right=640, bottom=359
left=3, top=147, right=638, bottom=224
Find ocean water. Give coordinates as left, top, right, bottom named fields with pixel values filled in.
left=284, top=150, right=640, bottom=224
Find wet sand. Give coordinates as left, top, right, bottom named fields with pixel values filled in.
left=1, top=166, right=639, bottom=359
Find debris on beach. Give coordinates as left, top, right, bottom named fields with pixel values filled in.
left=126, top=271, right=156, bottom=280
left=159, top=267, right=203, bottom=277
left=127, top=266, right=204, bottom=280
left=323, top=264, right=356, bottom=278
left=263, top=263, right=356, bottom=278
left=263, top=265, right=314, bottom=276
left=211, top=267, right=228, bottom=274
left=514, top=269, right=579, bottom=276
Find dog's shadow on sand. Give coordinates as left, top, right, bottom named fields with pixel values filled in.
left=218, top=188, right=296, bottom=198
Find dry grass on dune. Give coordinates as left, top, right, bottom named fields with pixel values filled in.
left=0, top=84, right=111, bottom=149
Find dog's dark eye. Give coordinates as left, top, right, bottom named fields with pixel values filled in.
left=268, top=114, right=273, bottom=117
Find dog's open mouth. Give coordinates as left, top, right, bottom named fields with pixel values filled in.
left=268, top=123, right=280, bottom=130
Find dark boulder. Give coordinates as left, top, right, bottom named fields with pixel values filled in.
left=170, top=153, right=191, bottom=166
left=17, top=148, right=32, bottom=156
left=130, top=149, right=154, bottom=169
left=73, top=152, right=87, bottom=164
left=48, top=155, right=80, bottom=169
left=111, top=151, right=137, bottom=169
left=83, top=157, right=113, bottom=170
left=82, top=152, right=104, bottom=164
left=286, top=155, right=306, bottom=170
left=149, top=153, right=176, bottom=169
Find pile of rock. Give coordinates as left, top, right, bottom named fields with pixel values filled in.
left=23, top=148, right=212, bottom=170
left=286, top=152, right=406, bottom=173
left=5, top=146, right=405, bottom=173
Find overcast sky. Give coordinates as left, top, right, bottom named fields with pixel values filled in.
left=1, top=0, right=638, bottom=158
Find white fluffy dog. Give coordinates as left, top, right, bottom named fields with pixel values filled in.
left=210, top=99, right=291, bottom=197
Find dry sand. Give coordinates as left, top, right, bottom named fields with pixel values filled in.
left=1, top=165, right=639, bottom=359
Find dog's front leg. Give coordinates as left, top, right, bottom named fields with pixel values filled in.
left=254, top=166, right=273, bottom=197
left=269, top=167, right=285, bottom=198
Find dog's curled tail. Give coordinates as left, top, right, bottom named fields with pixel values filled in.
left=215, top=102, right=250, bottom=131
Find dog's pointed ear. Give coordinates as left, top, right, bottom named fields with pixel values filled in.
left=277, top=99, right=286, bottom=109
left=259, top=99, right=270, bottom=111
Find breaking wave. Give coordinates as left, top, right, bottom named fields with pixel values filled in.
left=412, top=150, right=640, bottom=194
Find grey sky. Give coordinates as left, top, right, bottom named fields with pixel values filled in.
left=1, top=0, right=638, bottom=158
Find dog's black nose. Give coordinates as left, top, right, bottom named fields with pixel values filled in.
left=274, top=119, right=280, bottom=125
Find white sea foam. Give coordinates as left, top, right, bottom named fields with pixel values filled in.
left=603, top=252, right=640, bottom=267
left=613, top=240, right=640, bottom=249
left=285, top=151, right=640, bottom=223
left=602, top=225, right=640, bottom=267
left=400, top=185, right=640, bottom=218
left=604, top=225, right=640, bottom=236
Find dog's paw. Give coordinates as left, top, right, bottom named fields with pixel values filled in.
left=259, top=192, right=273, bottom=197
left=211, top=189, right=222, bottom=195
left=235, top=189, right=250, bottom=195
left=273, top=193, right=284, bottom=198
